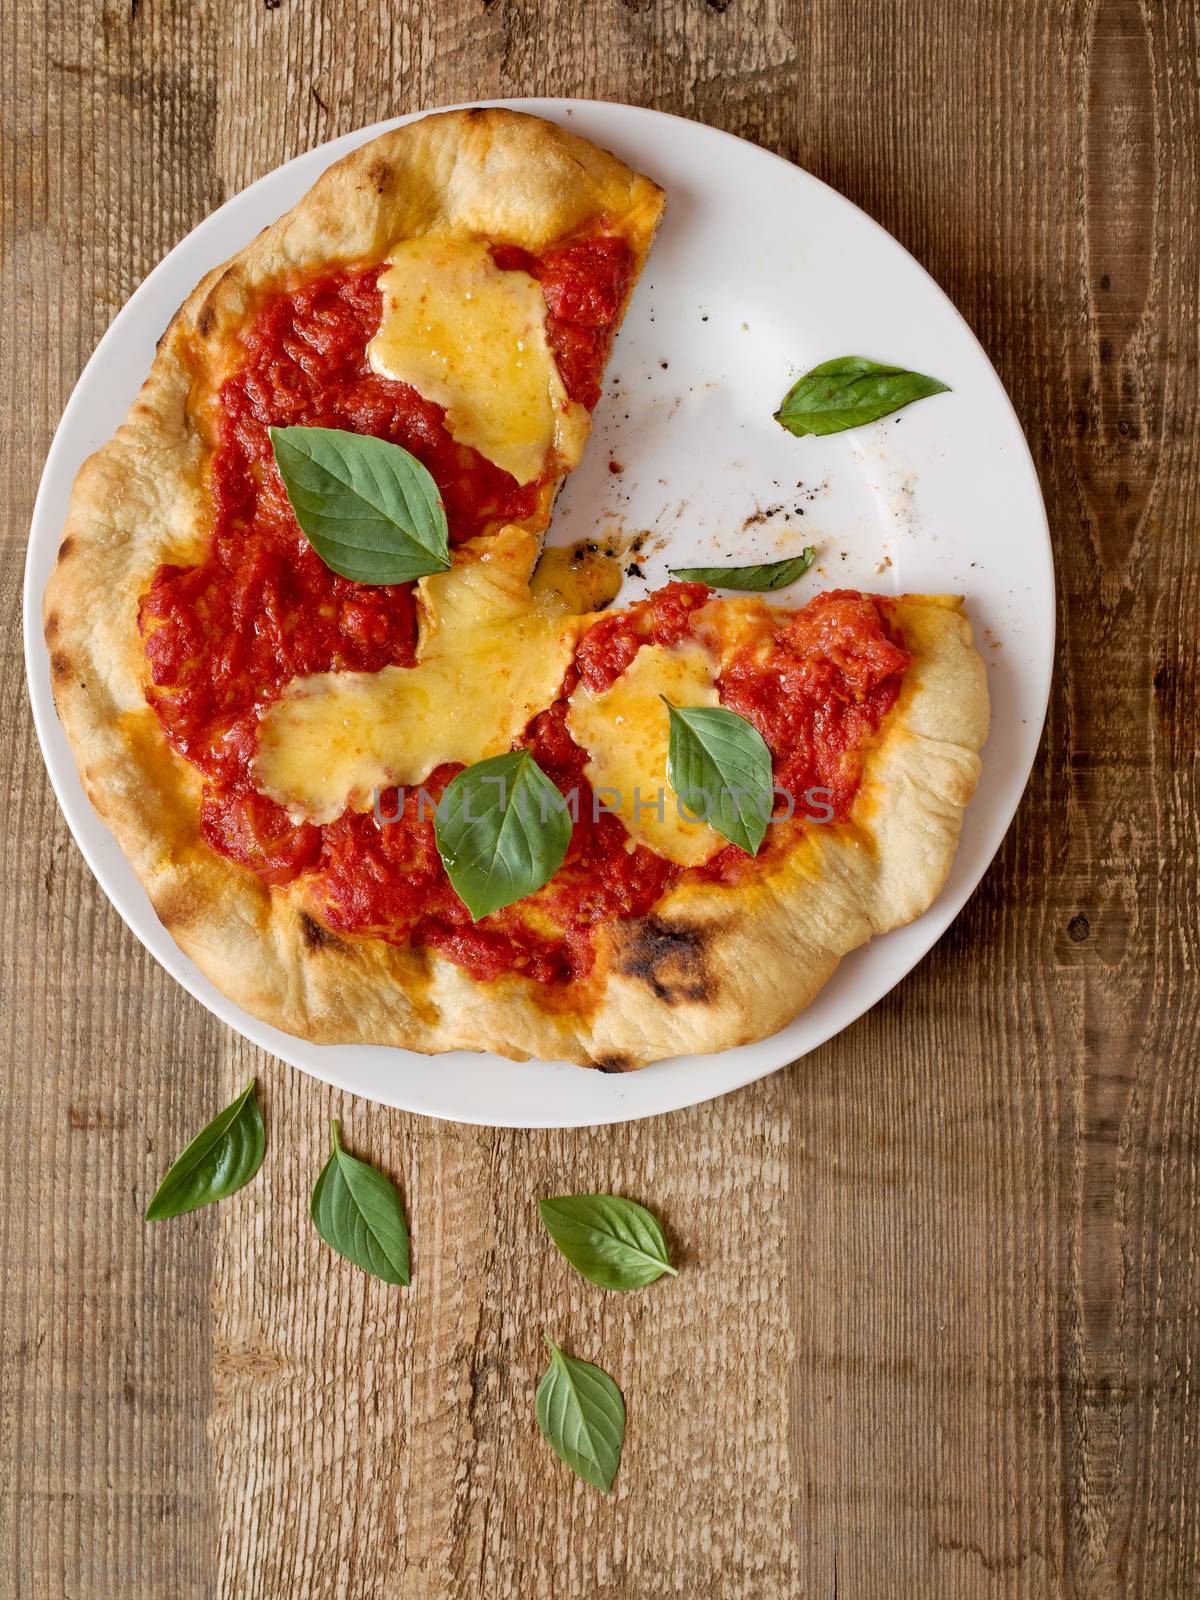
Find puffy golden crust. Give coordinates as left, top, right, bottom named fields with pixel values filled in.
left=126, top=595, right=988, bottom=1069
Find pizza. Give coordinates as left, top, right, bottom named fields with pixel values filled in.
left=43, top=108, right=989, bottom=1071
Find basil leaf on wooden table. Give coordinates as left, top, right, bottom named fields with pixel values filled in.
left=775, top=356, right=949, bottom=437
left=536, top=1337, right=626, bottom=1493
left=269, top=424, right=450, bottom=583
left=310, top=1120, right=410, bottom=1285
left=669, top=548, right=816, bottom=590
left=435, top=748, right=572, bottom=921
left=145, top=1078, right=265, bottom=1221
left=663, top=700, right=774, bottom=857
left=539, top=1194, right=678, bottom=1290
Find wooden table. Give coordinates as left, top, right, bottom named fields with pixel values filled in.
left=3, top=3, right=1197, bottom=1596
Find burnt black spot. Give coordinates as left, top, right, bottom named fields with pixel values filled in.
left=300, top=912, right=343, bottom=952
left=593, top=1053, right=633, bottom=1074
left=618, top=916, right=714, bottom=1005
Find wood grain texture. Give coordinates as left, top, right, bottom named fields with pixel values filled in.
left=1, top=1, right=1197, bottom=1596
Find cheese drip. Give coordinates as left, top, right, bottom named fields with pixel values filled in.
left=255, top=528, right=588, bottom=823
left=566, top=641, right=727, bottom=867
left=367, top=237, right=572, bottom=486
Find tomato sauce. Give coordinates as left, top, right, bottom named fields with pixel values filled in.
left=311, top=588, right=910, bottom=978
left=312, top=682, right=676, bottom=984
left=138, top=239, right=911, bottom=987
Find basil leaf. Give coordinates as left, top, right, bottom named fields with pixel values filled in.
left=539, top=1195, right=678, bottom=1290
left=669, top=547, right=816, bottom=590
left=434, top=749, right=572, bottom=921
left=663, top=700, right=773, bottom=856
left=310, top=1120, right=410, bottom=1285
left=145, top=1078, right=265, bottom=1221
left=269, top=424, right=450, bottom=583
left=536, top=1338, right=626, bottom=1493
left=775, top=356, right=949, bottom=437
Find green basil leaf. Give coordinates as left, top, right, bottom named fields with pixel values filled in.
left=663, top=700, right=773, bottom=856
left=269, top=424, right=450, bottom=583
left=539, top=1194, right=678, bottom=1290
left=669, top=547, right=816, bottom=590
left=434, top=749, right=572, bottom=921
left=145, top=1078, right=265, bottom=1221
left=774, top=356, right=949, bottom=437
left=310, top=1121, right=410, bottom=1285
left=536, top=1338, right=626, bottom=1493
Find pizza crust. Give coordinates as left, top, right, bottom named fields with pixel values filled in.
left=43, top=108, right=989, bottom=1072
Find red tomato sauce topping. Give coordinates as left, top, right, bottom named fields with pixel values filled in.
left=311, top=589, right=910, bottom=979
left=137, top=242, right=911, bottom=988
left=312, top=687, right=677, bottom=986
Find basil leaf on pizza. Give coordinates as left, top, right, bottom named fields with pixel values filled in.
left=775, top=356, right=949, bottom=437
left=435, top=749, right=572, bottom=921
left=310, top=1120, right=411, bottom=1285
left=145, top=1078, right=265, bottom=1221
left=669, top=548, right=816, bottom=590
left=539, top=1194, right=678, bottom=1290
left=663, top=700, right=773, bottom=856
left=269, top=424, right=450, bottom=583
left=536, top=1338, right=626, bottom=1493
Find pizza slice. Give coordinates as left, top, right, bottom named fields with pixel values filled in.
left=43, top=108, right=988, bottom=1070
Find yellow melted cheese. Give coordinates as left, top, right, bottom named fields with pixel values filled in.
left=566, top=641, right=727, bottom=867
left=367, top=237, right=573, bottom=486
left=530, top=542, right=624, bottom=613
left=254, top=528, right=589, bottom=823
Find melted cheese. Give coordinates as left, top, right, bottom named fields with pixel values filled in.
left=368, top=237, right=571, bottom=485
left=530, top=542, right=624, bottom=613
left=693, top=595, right=777, bottom=669
left=255, top=528, right=588, bottom=823
left=566, top=641, right=727, bottom=867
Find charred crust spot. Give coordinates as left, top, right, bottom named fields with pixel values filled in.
left=44, top=611, right=60, bottom=642
left=617, top=916, right=715, bottom=1006
left=50, top=650, right=72, bottom=682
left=365, top=158, right=392, bottom=196
left=593, top=1052, right=634, bottom=1074
left=300, top=911, right=344, bottom=953
left=56, top=536, right=75, bottom=563
left=196, top=302, right=216, bottom=339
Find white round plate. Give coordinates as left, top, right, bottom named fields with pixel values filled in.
left=24, top=99, right=1052, bottom=1128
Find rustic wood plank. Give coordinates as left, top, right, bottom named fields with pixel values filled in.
left=1, top=1, right=1197, bottom=1597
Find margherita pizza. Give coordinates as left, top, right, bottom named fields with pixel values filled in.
left=43, top=109, right=989, bottom=1070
